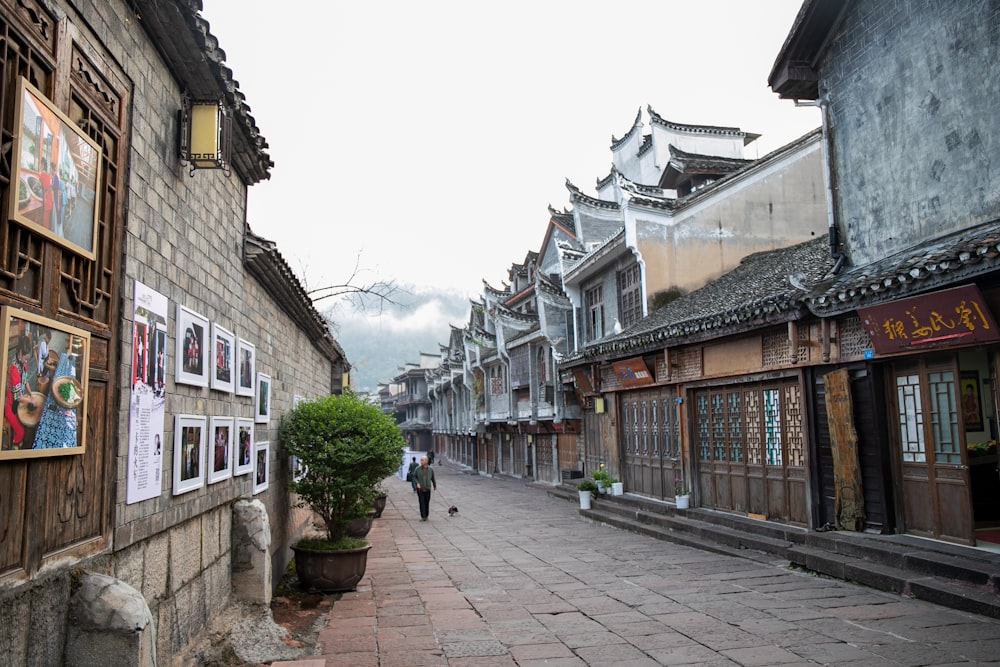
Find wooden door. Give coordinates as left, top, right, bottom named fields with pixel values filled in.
left=693, top=380, right=807, bottom=524
left=620, top=387, right=679, bottom=499
left=892, top=357, right=974, bottom=544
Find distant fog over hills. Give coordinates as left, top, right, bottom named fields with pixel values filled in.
left=323, top=287, right=471, bottom=394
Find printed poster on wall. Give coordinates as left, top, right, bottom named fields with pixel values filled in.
left=126, top=280, right=167, bottom=504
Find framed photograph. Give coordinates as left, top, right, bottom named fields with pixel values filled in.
left=253, top=440, right=269, bottom=494
left=254, top=372, right=271, bottom=424
left=175, top=305, right=209, bottom=387
left=0, top=307, right=90, bottom=460
left=10, top=77, right=102, bottom=259
left=234, top=417, right=254, bottom=476
left=236, top=339, right=256, bottom=397
left=291, top=454, right=307, bottom=483
left=210, top=323, right=235, bottom=393
left=208, top=416, right=234, bottom=484
left=960, top=371, right=985, bottom=432
left=173, top=414, right=206, bottom=495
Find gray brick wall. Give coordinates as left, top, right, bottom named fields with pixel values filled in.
left=822, top=0, right=1000, bottom=265
left=0, top=0, right=340, bottom=663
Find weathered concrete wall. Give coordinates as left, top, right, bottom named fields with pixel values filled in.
left=822, top=0, right=1000, bottom=265
left=636, top=135, right=826, bottom=300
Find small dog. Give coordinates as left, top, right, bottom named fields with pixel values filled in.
left=447, top=505, right=459, bottom=517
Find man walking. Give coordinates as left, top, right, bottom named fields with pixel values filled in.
left=407, top=456, right=418, bottom=492
left=412, top=455, right=436, bottom=521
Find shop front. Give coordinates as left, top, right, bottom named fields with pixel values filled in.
left=860, top=284, right=1000, bottom=545
left=689, top=375, right=808, bottom=525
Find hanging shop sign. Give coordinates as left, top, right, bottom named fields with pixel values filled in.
left=612, top=356, right=654, bottom=388
left=858, top=284, right=1000, bottom=355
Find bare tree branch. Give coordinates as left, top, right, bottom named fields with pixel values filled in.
left=301, top=252, right=410, bottom=315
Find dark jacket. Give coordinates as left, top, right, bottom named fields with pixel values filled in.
left=413, top=464, right=436, bottom=490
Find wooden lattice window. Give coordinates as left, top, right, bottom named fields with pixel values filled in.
left=838, top=315, right=873, bottom=360
left=585, top=283, right=603, bottom=341
left=617, top=263, right=642, bottom=328
left=0, top=5, right=127, bottom=576
left=673, top=347, right=702, bottom=380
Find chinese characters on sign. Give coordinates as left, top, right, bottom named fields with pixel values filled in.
left=612, top=357, right=654, bottom=388
left=858, top=285, right=1000, bottom=355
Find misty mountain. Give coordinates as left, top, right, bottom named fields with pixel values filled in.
left=321, top=287, right=472, bottom=393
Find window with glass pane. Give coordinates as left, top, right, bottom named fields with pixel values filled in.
left=617, top=264, right=642, bottom=328
left=896, top=374, right=926, bottom=463
left=585, top=284, right=603, bottom=341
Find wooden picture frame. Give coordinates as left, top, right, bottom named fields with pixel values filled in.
left=175, top=305, right=209, bottom=387
left=173, top=414, right=206, bottom=495
left=210, top=322, right=235, bottom=393
left=234, top=417, right=254, bottom=476
left=236, top=338, right=255, bottom=397
left=208, top=416, right=234, bottom=484
left=0, top=307, right=89, bottom=459
left=10, top=77, right=102, bottom=259
left=254, top=372, right=271, bottom=424
left=253, top=440, right=269, bottom=494
left=960, top=370, right=985, bottom=432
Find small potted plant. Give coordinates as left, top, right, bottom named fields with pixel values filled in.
left=576, top=479, right=598, bottom=509
left=281, top=390, right=406, bottom=592
left=592, top=464, right=615, bottom=494
left=674, top=472, right=690, bottom=509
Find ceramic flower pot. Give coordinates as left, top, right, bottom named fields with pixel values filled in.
left=675, top=494, right=690, bottom=509
left=371, top=493, right=388, bottom=518
left=578, top=490, right=592, bottom=510
left=292, top=544, right=371, bottom=592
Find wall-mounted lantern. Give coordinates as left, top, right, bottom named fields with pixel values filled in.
left=179, top=95, right=231, bottom=176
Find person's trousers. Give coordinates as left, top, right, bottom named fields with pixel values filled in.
left=417, top=489, right=432, bottom=519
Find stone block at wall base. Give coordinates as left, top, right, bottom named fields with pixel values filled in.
left=231, top=499, right=272, bottom=605
left=65, top=572, right=155, bottom=667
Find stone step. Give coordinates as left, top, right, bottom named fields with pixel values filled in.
left=548, top=483, right=1000, bottom=619
left=788, top=544, right=1000, bottom=618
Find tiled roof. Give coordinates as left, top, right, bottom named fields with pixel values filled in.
left=647, top=106, right=760, bottom=145
left=666, top=145, right=755, bottom=176
left=807, top=219, right=1000, bottom=315
left=244, top=226, right=348, bottom=367
left=566, top=180, right=620, bottom=211
left=580, top=237, right=834, bottom=359
left=610, top=108, right=643, bottom=151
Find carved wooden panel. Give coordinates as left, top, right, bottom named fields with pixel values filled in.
left=0, top=8, right=125, bottom=577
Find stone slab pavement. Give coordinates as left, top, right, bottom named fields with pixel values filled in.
left=284, top=463, right=1000, bottom=666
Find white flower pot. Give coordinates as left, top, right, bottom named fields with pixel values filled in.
left=578, top=490, right=592, bottom=510
left=596, top=481, right=606, bottom=494
left=675, top=494, right=690, bottom=509
left=611, top=482, right=623, bottom=496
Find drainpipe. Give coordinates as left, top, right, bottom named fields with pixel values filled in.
left=796, top=97, right=846, bottom=274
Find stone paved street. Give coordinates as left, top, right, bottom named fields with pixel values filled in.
left=288, top=463, right=1000, bottom=666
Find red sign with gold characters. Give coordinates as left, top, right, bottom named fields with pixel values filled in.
left=612, top=357, right=654, bottom=388
left=858, top=284, right=1000, bottom=355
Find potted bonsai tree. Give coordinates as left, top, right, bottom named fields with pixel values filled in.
left=281, top=390, right=405, bottom=592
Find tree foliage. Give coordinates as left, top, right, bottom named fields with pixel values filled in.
left=281, top=391, right=405, bottom=543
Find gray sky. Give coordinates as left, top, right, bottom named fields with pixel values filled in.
left=203, top=1, right=819, bottom=314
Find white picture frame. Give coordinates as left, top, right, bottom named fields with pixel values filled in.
left=254, top=372, right=271, bottom=424
left=210, top=322, right=235, bottom=393
left=175, top=305, right=209, bottom=387
left=253, top=440, right=269, bottom=494
left=173, top=414, right=206, bottom=495
left=236, top=338, right=256, bottom=397
left=208, top=416, right=234, bottom=484
left=234, top=417, right=254, bottom=476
